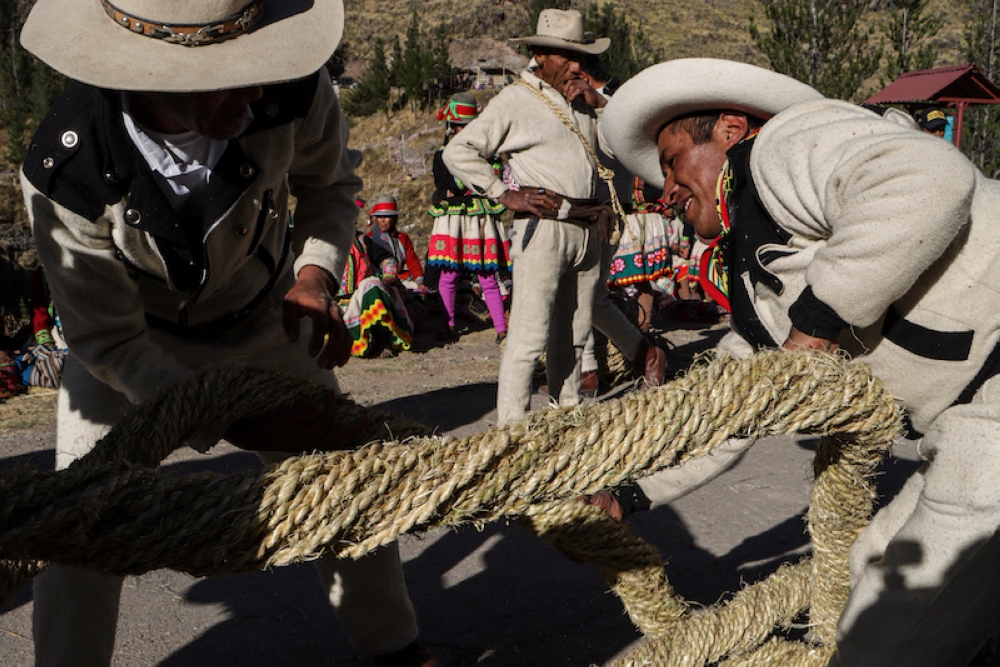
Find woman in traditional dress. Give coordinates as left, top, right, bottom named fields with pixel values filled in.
left=426, top=93, right=510, bottom=343
left=338, top=217, right=413, bottom=358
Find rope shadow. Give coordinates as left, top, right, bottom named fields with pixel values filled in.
left=368, top=382, right=497, bottom=433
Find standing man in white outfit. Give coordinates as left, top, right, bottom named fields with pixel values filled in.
left=444, top=9, right=611, bottom=424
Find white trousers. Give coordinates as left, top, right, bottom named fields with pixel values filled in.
left=831, top=375, right=1000, bottom=666
left=34, top=292, right=418, bottom=666
left=497, top=218, right=600, bottom=424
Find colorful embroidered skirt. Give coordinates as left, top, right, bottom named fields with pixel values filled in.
left=608, top=212, right=673, bottom=287
left=340, top=277, right=412, bottom=358
left=427, top=214, right=511, bottom=273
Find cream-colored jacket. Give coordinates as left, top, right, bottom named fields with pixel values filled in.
left=20, top=70, right=360, bottom=405
left=442, top=68, right=601, bottom=199
left=718, top=99, right=1000, bottom=435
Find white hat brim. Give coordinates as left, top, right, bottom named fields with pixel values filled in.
left=21, top=0, right=344, bottom=92
left=509, top=35, right=610, bottom=55
left=603, top=59, right=825, bottom=188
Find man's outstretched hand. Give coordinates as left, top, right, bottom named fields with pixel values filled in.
left=782, top=326, right=839, bottom=353
left=584, top=490, right=624, bottom=523
left=284, top=264, right=352, bottom=369
left=224, top=390, right=368, bottom=453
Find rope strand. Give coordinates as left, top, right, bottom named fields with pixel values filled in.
left=0, top=352, right=899, bottom=665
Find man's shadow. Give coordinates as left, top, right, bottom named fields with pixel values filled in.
left=837, top=535, right=1000, bottom=666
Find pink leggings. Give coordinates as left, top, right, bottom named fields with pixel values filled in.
left=438, top=269, right=507, bottom=334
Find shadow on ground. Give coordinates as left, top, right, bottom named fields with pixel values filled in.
left=370, top=382, right=497, bottom=433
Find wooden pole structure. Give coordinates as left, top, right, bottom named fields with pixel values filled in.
left=952, top=100, right=969, bottom=149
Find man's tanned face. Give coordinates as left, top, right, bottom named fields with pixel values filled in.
left=657, top=112, right=750, bottom=239
left=533, top=48, right=586, bottom=99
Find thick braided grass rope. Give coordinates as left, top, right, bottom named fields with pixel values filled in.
left=0, top=352, right=899, bottom=665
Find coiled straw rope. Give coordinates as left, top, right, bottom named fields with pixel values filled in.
left=0, top=351, right=899, bottom=665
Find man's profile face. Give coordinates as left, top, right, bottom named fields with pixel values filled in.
left=533, top=48, right=585, bottom=99
left=145, top=86, right=264, bottom=140
left=656, top=117, right=735, bottom=239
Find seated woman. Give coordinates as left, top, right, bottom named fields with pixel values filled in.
left=366, top=194, right=428, bottom=331
left=339, top=219, right=413, bottom=359
left=366, top=194, right=425, bottom=289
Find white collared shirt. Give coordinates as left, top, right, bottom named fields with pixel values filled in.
left=122, top=95, right=229, bottom=219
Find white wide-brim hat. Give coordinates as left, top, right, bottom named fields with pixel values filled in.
left=509, top=8, right=609, bottom=55
left=603, top=59, right=825, bottom=188
left=20, top=0, right=344, bottom=92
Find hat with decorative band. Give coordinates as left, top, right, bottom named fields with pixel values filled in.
left=369, top=194, right=400, bottom=217
left=20, top=0, right=344, bottom=92
left=437, top=93, right=479, bottom=125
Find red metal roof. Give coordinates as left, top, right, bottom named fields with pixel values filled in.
left=866, top=65, right=1000, bottom=105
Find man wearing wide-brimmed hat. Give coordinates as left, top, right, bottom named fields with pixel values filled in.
left=17, top=2, right=435, bottom=666
left=444, top=9, right=633, bottom=424
left=598, top=57, right=1000, bottom=665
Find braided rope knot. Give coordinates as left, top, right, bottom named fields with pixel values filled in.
left=0, top=351, right=899, bottom=665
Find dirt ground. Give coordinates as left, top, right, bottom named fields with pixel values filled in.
left=0, top=313, right=922, bottom=666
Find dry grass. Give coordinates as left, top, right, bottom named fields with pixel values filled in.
left=0, top=388, right=57, bottom=432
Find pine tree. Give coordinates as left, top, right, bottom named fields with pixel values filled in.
left=430, top=22, right=457, bottom=104
left=961, top=0, right=1000, bottom=177
left=389, top=36, right=404, bottom=87
left=396, top=9, right=433, bottom=110
left=0, top=0, right=66, bottom=165
left=342, top=38, right=392, bottom=118
left=750, top=0, right=883, bottom=101
left=882, top=0, right=943, bottom=82
left=583, top=3, right=662, bottom=83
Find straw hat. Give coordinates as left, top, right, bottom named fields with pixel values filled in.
left=509, top=9, right=609, bottom=55
left=20, top=0, right=344, bottom=92
left=603, top=59, right=824, bottom=188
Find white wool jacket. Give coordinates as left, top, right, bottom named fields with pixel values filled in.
left=20, top=70, right=360, bottom=405
left=722, top=98, right=1000, bottom=434
left=442, top=68, right=601, bottom=199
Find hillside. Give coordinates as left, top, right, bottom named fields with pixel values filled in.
left=341, top=0, right=971, bottom=71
